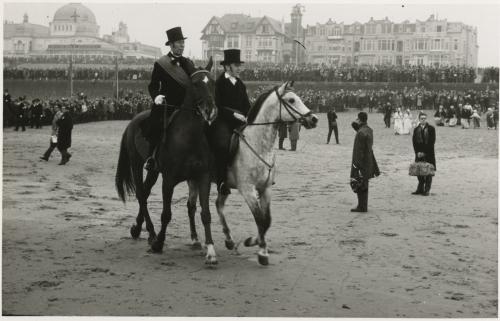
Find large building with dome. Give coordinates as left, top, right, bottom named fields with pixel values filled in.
left=3, top=3, right=161, bottom=59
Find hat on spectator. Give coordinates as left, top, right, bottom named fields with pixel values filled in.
left=165, top=27, right=187, bottom=46
left=220, top=49, right=244, bottom=65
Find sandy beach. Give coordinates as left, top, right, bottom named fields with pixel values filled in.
left=2, top=109, right=497, bottom=317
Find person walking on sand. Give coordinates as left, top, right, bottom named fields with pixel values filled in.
left=55, top=106, right=74, bottom=165
left=350, top=112, right=380, bottom=212
left=40, top=104, right=63, bottom=162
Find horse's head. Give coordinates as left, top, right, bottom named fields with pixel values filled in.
left=275, top=81, right=318, bottom=129
left=190, top=57, right=216, bottom=123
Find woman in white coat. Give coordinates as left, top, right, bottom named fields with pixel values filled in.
left=393, top=107, right=404, bottom=135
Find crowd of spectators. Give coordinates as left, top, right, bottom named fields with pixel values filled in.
left=249, top=85, right=499, bottom=114
left=4, top=56, right=498, bottom=83
left=4, top=85, right=498, bottom=129
left=3, top=89, right=152, bottom=128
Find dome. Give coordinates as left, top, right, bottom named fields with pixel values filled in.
left=53, top=3, right=96, bottom=25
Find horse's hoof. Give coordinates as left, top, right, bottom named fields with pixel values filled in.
left=130, top=225, right=141, bottom=239
left=258, top=254, right=269, bottom=266
left=205, top=256, right=218, bottom=266
left=244, top=237, right=257, bottom=247
left=191, top=241, right=202, bottom=250
left=147, top=233, right=157, bottom=245
left=225, top=239, right=235, bottom=250
left=150, top=239, right=164, bottom=253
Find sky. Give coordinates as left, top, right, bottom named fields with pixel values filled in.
left=3, top=0, right=500, bottom=66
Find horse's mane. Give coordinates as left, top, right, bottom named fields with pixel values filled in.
left=247, top=86, right=278, bottom=124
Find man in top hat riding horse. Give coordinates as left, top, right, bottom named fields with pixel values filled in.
left=143, top=26, right=196, bottom=171
left=212, top=49, right=252, bottom=195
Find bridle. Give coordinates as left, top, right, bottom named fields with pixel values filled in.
left=235, top=87, right=313, bottom=186
left=189, top=69, right=215, bottom=122
left=247, top=87, right=313, bottom=126
left=160, top=69, right=214, bottom=138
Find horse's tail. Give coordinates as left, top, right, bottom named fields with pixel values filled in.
left=115, top=129, right=135, bottom=203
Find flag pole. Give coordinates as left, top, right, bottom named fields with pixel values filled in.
left=115, top=55, right=119, bottom=99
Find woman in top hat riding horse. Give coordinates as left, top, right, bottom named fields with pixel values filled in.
left=143, top=26, right=197, bottom=171
left=211, top=49, right=252, bottom=195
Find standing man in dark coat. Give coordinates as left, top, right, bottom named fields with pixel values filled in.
left=14, top=97, right=27, bottom=132
left=31, top=98, right=44, bottom=129
left=412, top=113, right=436, bottom=196
left=278, top=122, right=288, bottom=150
left=143, top=26, right=196, bottom=171
left=56, top=106, right=73, bottom=165
left=326, top=107, right=339, bottom=144
left=4, top=89, right=13, bottom=127
left=383, top=102, right=392, bottom=128
left=211, top=49, right=251, bottom=195
left=350, top=112, right=380, bottom=212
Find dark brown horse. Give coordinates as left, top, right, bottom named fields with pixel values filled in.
left=115, top=59, right=220, bottom=264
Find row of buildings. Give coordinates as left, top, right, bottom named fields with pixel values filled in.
left=201, top=5, right=478, bottom=67
left=3, top=3, right=161, bottom=60
left=3, top=3, right=478, bottom=67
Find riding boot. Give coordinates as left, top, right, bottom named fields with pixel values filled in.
left=144, top=142, right=156, bottom=171
left=217, top=163, right=231, bottom=196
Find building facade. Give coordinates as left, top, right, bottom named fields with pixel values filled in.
left=3, top=3, right=161, bottom=60
left=305, top=15, right=478, bottom=67
left=200, top=4, right=306, bottom=64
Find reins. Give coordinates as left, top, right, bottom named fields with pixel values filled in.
left=232, top=87, right=310, bottom=185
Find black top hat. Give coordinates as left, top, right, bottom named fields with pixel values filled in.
left=220, top=49, right=244, bottom=65
left=165, top=27, right=187, bottom=46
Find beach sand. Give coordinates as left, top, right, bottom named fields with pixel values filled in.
left=2, top=110, right=497, bottom=317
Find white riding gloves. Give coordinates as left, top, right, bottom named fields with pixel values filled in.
left=154, top=95, right=165, bottom=105
left=233, top=112, right=247, bottom=123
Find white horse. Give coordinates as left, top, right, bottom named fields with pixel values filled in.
left=187, top=81, right=318, bottom=265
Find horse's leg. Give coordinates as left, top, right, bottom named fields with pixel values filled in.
left=199, top=175, right=217, bottom=265
left=130, top=165, right=145, bottom=239
left=215, top=192, right=235, bottom=250
left=130, top=166, right=159, bottom=243
left=241, top=185, right=271, bottom=266
left=142, top=169, right=160, bottom=244
left=150, top=175, right=174, bottom=253
left=187, top=180, right=201, bottom=249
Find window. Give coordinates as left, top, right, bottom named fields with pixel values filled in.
left=245, top=50, right=252, bottom=61
left=227, top=36, right=239, bottom=48
left=454, top=39, right=458, bottom=50
left=246, top=37, right=252, bottom=47
left=420, top=26, right=425, bottom=32
left=320, top=28, right=325, bottom=36
left=231, top=23, right=237, bottom=29
left=417, top=39, right=427, bottom=50
left=210, top=24, right=219, bottom=34
left=261, top=24, right=269, bottom=34
left=433, top=39, right=441, bottom=50
left=437, top=26, right=442, bottom=32
left=334, top=27, right=341, bottom=36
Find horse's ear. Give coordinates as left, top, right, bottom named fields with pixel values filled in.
left=205, top=56, right=213, bottom=72
left=277, top=82, right=288, bottom=96
left=289, top=80, right=295, bottom=88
